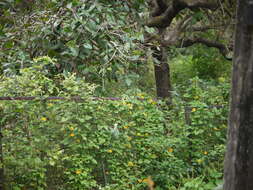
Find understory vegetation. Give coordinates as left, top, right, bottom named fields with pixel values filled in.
left=0, top=0, right=234, bottom=189
left=0, top=58, right=229, bottom=189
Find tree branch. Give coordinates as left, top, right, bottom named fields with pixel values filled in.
left=178, top=0, right=217, bottom=10
left=186, top=38, right=231, bottom=60
left=161, top=37, right=232, bottom=60
left=147, top=0, right=218, bottom=28
left=147, top=5, right=179, bottom=28
left=190, top=24, right=225, bottom=32
left=177, top=15, right=193, bottom=32
left=151, top=0, right=168, bottom=17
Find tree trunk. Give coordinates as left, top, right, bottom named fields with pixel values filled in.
left=224, top=1, right=253, bottom=190
left=153, top=46, right=171, bottom=100
left=152, top=28, right=172, bottom=103
left=0, top=117, right=4, bottom=190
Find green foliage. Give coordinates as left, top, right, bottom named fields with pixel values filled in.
left=169, top=77, right=229, bottom=189
left=0, top=59, right=173, bottom=189
left=0, top=59, right=228, bottom=189
left=0, top=56, right=95, bottom=97
left=191, top=45, right=231, bottom=79
left=0, top=0, right=150, bottom=95
left=171, top=46, right=232, bottom=84
left=0, top=0, right=233, bottom=187
left=170, top=54, right=197, bottom=84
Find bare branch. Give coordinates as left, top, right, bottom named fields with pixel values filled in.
left=147, top=0, right=218, bottom=28
left=177, top=15, right=193, bottom=32
left=178, top=0, right=218, bottom=10
left=168, top=37, right=232, bottom=60
left=190, top=24, right=225, bottom=32
left=160, top=37, right=232, bottom=60
left=147, top=5, right=178, bottom=28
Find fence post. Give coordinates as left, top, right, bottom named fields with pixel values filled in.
left=184, top=106, right=192, bottom=126
left=184, top=106, right=192, bottom=162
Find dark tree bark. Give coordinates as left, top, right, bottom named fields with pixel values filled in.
left=147, top=0, right=234, bottom=102
left=224, top=1, right=253, bottom=190
left=150, top=26, right=172, bottom=103
left=153, top=45, right=172, bottom=102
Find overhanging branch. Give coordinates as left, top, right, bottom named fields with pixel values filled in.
left=178, top=0, right=217, bottom=10
left=147, top=0, right=218, bottom=28
left=190, top=24, right=225, bottom=32
left=162, top=37, right=232, bottom=60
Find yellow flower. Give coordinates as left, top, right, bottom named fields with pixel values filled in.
left=143, top=176, right=155, bottom=188
left=70, top=133, right=75, bottom=137
left=136, top=133, right=142, bottom=136
left=218, top=77, right=225, bottom=83
left=107, top=149, right=113, bottom=153
left=122, top=101, right=127, bottom=105
left=69, top=127, right=74, bottom=131
left=47, top=103, right=53, bottom=107
left=197, top=159, right=203, bottom=164
left=191, top=108, right=197, bottom=112
left=75, top=170, right=81, bottom=174
left=127, top=161, right=134, bottom=167
left=194, top=96, right=199, bottom=100
left=142, top=178, right=148, bottom=183
left=203, top=151, right=208, bottom=155
left=40, top=117, right=47, bottom=121
left=127, top=103, right=133, bottom=109
left=137, top=93, right=145, bottom=99
left=123, top=125, right=129, bottom=129
left=168, top=148, right=173, bottom=153
left=148, top=98, right=153, bottom=103
left=148, top=98, right=157, bottom=105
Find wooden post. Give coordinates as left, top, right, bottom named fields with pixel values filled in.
left=184, top=106, right=192, bottom=161
left=184, top=106, right=192, bottom=126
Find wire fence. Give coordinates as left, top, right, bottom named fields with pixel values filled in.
left=0, top=96, right=227, bottom=190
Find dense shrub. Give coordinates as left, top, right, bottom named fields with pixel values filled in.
left=168, top=77, right=229, bottom=189
left=0, top=57, right=228, bottom=189
left=170, top=46, right=232, bottom=84
left=0, top=57, right=176, bottom=189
